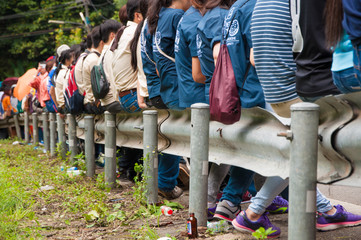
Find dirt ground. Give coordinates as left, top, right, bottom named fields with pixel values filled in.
left=30, top=180, right=361, bottom=240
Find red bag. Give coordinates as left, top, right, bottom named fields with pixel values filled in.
left=209, top=44, right=241, bottom=125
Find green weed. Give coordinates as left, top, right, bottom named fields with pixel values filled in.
left=252, top=227, right=277, bottom=239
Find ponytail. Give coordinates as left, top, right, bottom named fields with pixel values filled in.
left=110, top=26, right=127, bottom=52
left=54, top=49, right=73, bottom=77
left=324, top=0, right=344, bottom=48
left=130, top=21, right=144, bottom=72
left=147, top=0, right=172, bottom=35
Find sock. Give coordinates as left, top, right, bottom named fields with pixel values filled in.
left=208, top=202, right=216, bottom=209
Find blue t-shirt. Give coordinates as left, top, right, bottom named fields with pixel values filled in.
left=197, top=7, right=227, bottom=103
left=141, top=21, right=161, bottom=99
left=223, top=0, right=265, bottom=108
left=342, top=0, right=361, bottom=43
left=174, top=7, right=206, bottom=108
left=153, top=7, right=184, bottom=106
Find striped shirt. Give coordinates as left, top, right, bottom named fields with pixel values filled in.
left=251, top=0, right=298, bottom=104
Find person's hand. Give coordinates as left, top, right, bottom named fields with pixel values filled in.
left=138, top=101, right=147, bottom=109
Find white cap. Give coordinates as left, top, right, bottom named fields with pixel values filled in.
left=56, top=44, right=70, bottom=58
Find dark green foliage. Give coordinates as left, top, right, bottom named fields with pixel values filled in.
left=0, top=0, right=118, bottom=81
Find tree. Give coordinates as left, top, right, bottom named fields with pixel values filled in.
left=0, top=0, right=118, bottom=81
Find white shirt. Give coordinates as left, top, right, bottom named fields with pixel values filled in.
left=55, top=65, right=70, bottom=107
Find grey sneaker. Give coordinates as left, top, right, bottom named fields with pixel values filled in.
left=158, top=186, right=183, bottom=200
left=214, top=200, right=241, bottom=222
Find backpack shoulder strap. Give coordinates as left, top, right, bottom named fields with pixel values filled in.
left=155, top=27, right=175, bottom=63
left=142, top=19, right=157, bottom=65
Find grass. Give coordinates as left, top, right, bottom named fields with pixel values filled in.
left=0, top=138, right=181, bottom=239
left=0, top=138, right=109, bottom=239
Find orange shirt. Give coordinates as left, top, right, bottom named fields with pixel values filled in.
left=2, top=95, right=17, bottom=113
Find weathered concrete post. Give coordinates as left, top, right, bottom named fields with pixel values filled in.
left=57, top=114, right=67, bottom=159
left=104, top=112, right=116, bottom=188
left=32, top=113, right=39, bottom=145
left=85, top=115, right=95, bottom=177
left=289, top=102, right=319, bottom=240
left=24, top=112, right=30, bottom=143
left=49, top=113, right=57, bottom=157
left=189, top=103, right=209, bottom=227
left=42, top=112, right=50, bottom=152
left=13, top=113, right=22, bottom=139
left=67, top=114, right=78, bottom=162
left=143, top=110, right=158, bottom=204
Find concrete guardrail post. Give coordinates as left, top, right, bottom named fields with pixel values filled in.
left=43, top=112, right=50, bottom=152
left=104, top=112, right=116, bottom=188
left=13, top=113, right=22, bottom=139
left=24, top=112, right=30, bottom=143
left=189, top=103, right=210, bottom=227
left=289, top=102, right=319, bottom=240
left=67, top=113, right=78, bottom=162
left=85, top=115, right=95, bottom=177
left=32, top=113, right=39, bottom=145
left=57, top=114, right=67, bottom=159
left=49, top=113, right=56, bottom=157
left=143, top=110, right=158, bottom=204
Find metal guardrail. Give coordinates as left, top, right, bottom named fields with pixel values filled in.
left=3, top=95, right=361, bottom=240
left=2, top=92, right=361, bottom=187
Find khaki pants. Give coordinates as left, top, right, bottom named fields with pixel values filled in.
left=270, top=98, right=303, bottom=118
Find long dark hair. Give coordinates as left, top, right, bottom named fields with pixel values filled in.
left=203, top=0, right=235, bottom=14
left=147, top=0, right=172, bottom=35
left=55, top=49, right=73, bottom=77
left=324, top=0, right=344, bottom=48
left=130, top=0, right=149, bottom=71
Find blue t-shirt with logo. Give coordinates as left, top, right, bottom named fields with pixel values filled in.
left=174, top=7, right=206, bottom=108
left=153, top=7, right=184, bottom=106
left=197, top=7, right=228, bottom=103
left=141, top=21, right=161, bottom=99
left=222, top=0, right=265, bottom=108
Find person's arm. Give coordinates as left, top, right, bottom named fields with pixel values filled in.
left=213, top=42, right=221, bottom=66
left=83, top=57, right=96, bottom=104
left=250, top=48, right=255, bottom=67
left=50, top=86, right=58, bottom=107
left=136, top=80, right=147, bottom=109
left=192, top=57, right=206, bottom=84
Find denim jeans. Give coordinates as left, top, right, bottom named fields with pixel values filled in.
left=45, top=100, right=57, bottom=113
left=166, top=99, right=185, bottom=111
left=332, top=67, right=361, bottom=93
left=299, top=95, right=323, bottom=103
left=353, top=42, right=361, bottom=83
left=249, top=177, right=333, bottom=215
left=119, top=90, right=140, bottom=113
left=208, top=164, right=231, bottom=204
left=220, top=166, right=255, bottom=205
left=158, top=153, right=180, bottom=191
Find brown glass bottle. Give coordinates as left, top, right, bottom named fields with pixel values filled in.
left=187, top=212, right=198, bottom=238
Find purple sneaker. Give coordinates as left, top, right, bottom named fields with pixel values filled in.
left=266, top=196, right=288, bottom=214
left=232, top=211, right=281, bottom=238
left=208, top=206, right=217, bottom=220
left=317, top=205, right=361, bottom=231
